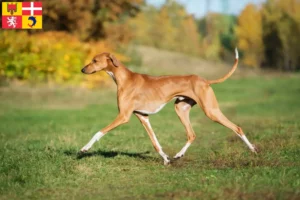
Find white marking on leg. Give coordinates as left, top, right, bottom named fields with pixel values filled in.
left=140, top=116, right=170, bottom=164
left=153, top=134, right=169, bottom=164
left=182, top=104, right=191, bottom=111
left=174, top=142, right=191, bottom=159
left=159, top=150, right=170, bottom=165
left=81, top=131, right=104, bottom=152
left=239, top=134, right=255, bottom=152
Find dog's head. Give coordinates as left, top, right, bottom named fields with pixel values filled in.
left=81, top=53, right=120, bottom=74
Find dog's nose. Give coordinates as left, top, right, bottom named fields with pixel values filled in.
left=81, top=68, right=85, bottom=73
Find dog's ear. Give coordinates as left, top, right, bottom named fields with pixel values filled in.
left=108, top=54, right=120, bottom=67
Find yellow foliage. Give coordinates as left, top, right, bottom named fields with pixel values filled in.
left=236, top=4, right=264, bottom=67
left=262, top=0, right=300, bottom=70
left=0, top=31, right=129, bottom=88
left=127, top=2, right=201, bottom=56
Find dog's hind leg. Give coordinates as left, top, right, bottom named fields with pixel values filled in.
left=173, top=98, right=197, bottom=159
left=135, top=113, right=170, bottom=165
left=198, top=86, right=257, bottom=153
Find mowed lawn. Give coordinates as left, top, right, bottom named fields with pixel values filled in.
left=0, top=75, right=300, bottom=199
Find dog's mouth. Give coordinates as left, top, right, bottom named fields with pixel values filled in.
left=81, top=68, right=96, bottom=74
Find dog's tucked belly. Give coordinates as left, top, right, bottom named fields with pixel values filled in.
left=135, top=103, right=167, bottom=115
left=134, top=97, right=185, bottom=115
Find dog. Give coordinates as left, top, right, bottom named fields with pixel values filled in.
left=80, top=49, right=257, bottom=165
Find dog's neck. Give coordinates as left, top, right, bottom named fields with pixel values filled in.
left=105, top=64, right=134, bottom=87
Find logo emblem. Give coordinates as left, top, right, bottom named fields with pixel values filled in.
left=2, top=2, right=43, bottom=29
left=28, top=16, right=36, bottom=28
left=6, top=16, right=17, bottom=28
left=7, top=3, right=17, bottom=15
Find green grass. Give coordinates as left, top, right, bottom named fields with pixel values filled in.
left=0, top=75, right=300, bottom=200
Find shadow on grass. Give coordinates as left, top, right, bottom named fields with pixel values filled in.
left=64, top=149, right=152, bottom=160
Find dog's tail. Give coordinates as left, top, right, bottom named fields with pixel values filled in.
left=207, top=48, right=239, bottom=85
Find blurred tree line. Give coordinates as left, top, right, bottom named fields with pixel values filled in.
left=237, top=0, right=300, bottom=70
left=0, top=0, right=143, bottom=87
left=127, top=0, right=300, bottom=70
left=0, top=0, right=299, bottom=87
left=42, top=0, right=142, bottom=43
left=127, top=1, right=201, bottom=55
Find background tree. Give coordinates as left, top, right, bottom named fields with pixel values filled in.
left=262, top=0, right=300, bottom=70
left=236, top=4, right=264, bottom=68
left=42, top=0, right=144, bottom=41
left=127, top=1, right=201, bottom=55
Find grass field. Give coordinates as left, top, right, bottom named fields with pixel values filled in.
left=0, top=48, right=300, bottom=199
left=0, top=75, right=299, bottom=200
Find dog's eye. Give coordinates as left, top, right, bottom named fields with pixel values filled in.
left=92, top=59, right=96, bottom=63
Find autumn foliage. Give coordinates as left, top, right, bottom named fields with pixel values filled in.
left=0, top=31, right=129, bottom=88
left=236, top=4, right=264, bottom=68
left=0, top=0, right=299, bottom=87
left=237, top=0, right=300, bottom=69
left=0, top=0, right=142, bottom=87
left=127, top=2, right=201, bottom=55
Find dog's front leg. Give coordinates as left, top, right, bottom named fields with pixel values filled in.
left=80, top=113, right=131, bottom=152
left=135, top=114, right=170, bottom=165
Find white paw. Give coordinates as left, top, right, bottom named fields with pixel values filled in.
left=251, top=144, right=258, bottom=154
left=173, top=153, right=184, bottom=159
left=80, top=144, right=91, bottom=152
left=164, top=159, right=171, bottom=165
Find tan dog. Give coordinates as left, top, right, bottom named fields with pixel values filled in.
left=80, top=49, right=257, bottom=165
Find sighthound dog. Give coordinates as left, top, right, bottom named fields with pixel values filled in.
left=80, top=49, right=257, bottom=165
